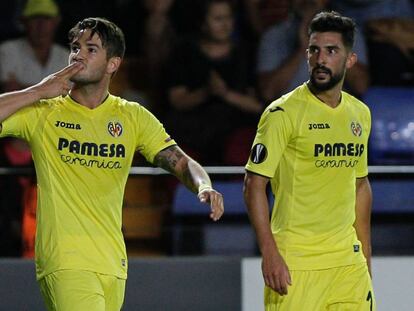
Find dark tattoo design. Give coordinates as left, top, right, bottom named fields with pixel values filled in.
left=154, top=145, right=208, bottom=194
left=154, top=145, right=184, bottom=173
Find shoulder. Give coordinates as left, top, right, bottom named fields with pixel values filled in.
left=0, top=38, right=26, bottom=52
left=108, top=95, right=140, bottom=113
left=343, top=91, right=371, bottom=115
left=36, top=96, right=67, bottom=109
left=265, top=84, right=307, bottom=113
left=109, top=95, right=159, bottom=120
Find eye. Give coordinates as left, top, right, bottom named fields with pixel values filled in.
left=327, top=47, right=337, bottom=54
left=308, top=46, right=318, bottom=54
left=88, top=47, right=97, bottom=53
left=70, top=45, right=80, bottom=53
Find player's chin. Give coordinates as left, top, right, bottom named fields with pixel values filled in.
left=310, top=77, right=334, bottom=91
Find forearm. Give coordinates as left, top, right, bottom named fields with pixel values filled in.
left=168, top=87, right=208, bottom=110
left=180, top=158, right=212, bottom=194
left=0, top=87, right=41, bottom=123
left=224, top=90, right=262, bottom=113
left=354, top=177, right=373, bottom=274
left=154, top=145, right=211, bottom=194
left=1, top=62, right=83, bottom=123
left=243, top=173, right=276, bottom=254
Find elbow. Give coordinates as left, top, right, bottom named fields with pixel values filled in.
left=243, top=173, right=254, bottom=203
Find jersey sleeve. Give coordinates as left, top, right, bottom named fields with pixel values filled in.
left=135, top=106, right=176, bottom=164
left=245, top=104, right=294, bottom=177
left=355, top=107, right=371, bottom=178
left=0, top=101, right=44, bottom=140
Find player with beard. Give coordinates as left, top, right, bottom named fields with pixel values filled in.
left=244, top=11, right=376, bottom=310
left=0, top=17, right=224, bottom=311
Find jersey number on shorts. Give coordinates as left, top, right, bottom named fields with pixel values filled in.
left=366, top=291, right=373, bottom=311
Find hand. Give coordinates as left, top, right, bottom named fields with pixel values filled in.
left=32, top=62, right=84, bottom=99
left=262, top=247, right=292, bottom=295
left=209, top=71, right=228, bottom=98
left=198, top=188, right=224, bottom=221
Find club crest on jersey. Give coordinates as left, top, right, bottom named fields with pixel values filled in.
left=250, top=143, right=267, bottom=164
left=108, top=121, right=123, bottom=138
left=351, top=121, right=362, bottom=137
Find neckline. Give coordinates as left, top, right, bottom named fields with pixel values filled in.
left=304, top=83, right=345, bottom=112
left=66, top=93, right=112, bottom=114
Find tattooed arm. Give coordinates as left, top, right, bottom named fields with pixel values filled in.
left=154, top=145, right=224, bottom=221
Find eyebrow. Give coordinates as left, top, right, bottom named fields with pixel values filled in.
left=308, top=44, right=341, bottom=50
left=85, top=42, right=101, bottom=49
left=70, top=41, right=102, bottom=49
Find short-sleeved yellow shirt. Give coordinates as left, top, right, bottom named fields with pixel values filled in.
left=0, top=94, right=175, bottom=279
left=246, top=83, right=371, bottom=270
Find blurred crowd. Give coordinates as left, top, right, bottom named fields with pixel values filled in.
left=0, top=0, right=413, bottom=257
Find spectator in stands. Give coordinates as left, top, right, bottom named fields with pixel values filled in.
left=366, top=17, right=414, bottom=86
left=165, top=0, right=262, bottom=165
left=0, top=139, right=26, bottom=257
left=0, top=138, right=37, bottom=258
left=256, top=0, right=370, bottom=103
left=0, top=0, right=68, bottom=92
left=330, top=0, right=414, bottom=86
left=330, top=0, right=414, bottom=27
left=0, top=0, right=67, bottom=258
left=133, top=0, right=178, bottom=113
left=54, top=0, right=117, bottom=48
left=243, top=0, right=290, bottom=37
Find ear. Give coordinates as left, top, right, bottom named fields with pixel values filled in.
left=346, top=52, right=357, bottom=69
left=107, top=57, right=122, bottom=75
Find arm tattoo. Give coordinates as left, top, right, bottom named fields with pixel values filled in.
left=154, top=145, right=184, bottom=173
left=154, top=145, right=208, bottom=193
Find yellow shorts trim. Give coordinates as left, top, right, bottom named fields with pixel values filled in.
left=38, top=270, right=126, bottom=311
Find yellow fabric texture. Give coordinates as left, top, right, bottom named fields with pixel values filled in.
left=39, top=270, right=126, bottom=311
left=264, top=263, right=376, bottom=310
left=246, top=83, right=371, bottom=270
left=0, top=94, right=175, bottom=279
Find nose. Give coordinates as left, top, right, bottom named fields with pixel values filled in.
left=316, top=51, right=327, bottom=65
left=72, top=48, right=85, bottom=62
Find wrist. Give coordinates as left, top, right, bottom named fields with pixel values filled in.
left=26, top=84, right=45, bottom=101
left=198, top=183, right=212, bottom=195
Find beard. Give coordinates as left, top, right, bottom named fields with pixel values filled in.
left=70, top=75, right=100, bottom=85
left=309, top=64, right=346, bottom=92
left=69, top=63, right=107, bottom=85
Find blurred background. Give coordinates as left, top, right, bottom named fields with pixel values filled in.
left=0, top=0, right=413, bottom=310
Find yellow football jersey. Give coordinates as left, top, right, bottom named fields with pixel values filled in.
left=0, top=94, right=175, bottom=279
left=246, top=83, right=371, bottom=270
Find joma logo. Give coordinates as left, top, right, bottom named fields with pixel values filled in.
left=308, top=123, right=330, bottom=130
left=55, top=121, right=81, bottom=130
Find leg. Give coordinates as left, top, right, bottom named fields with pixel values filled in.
left=39, top=270, right=106, bottom=311
left=264, top=270, right=330, bottom=311
left=327, top=263, right=376, bottom=311
left=99, top=274, right=126, bottom=311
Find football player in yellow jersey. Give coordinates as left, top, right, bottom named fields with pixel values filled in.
left=0, top=17, right=224, bottom=311
left=244, top=11, right=375, bottom=310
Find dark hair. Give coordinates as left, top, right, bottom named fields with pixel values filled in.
left=68, top=17, right=126, bottom=59
left=308, top=11, right=356, bottom=50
